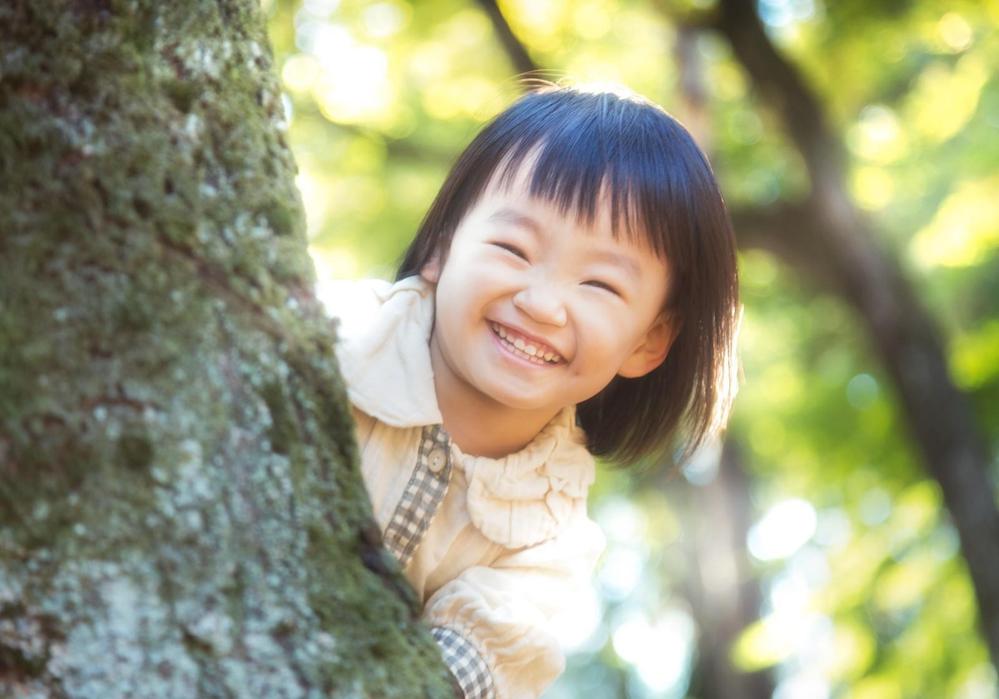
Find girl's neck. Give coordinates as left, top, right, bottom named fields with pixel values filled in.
left=436, top=391, right=557, bottom=459
left=429, top=338, right=561, bottom=459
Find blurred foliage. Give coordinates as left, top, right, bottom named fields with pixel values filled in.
left=264, top=0, right=999, bottom=696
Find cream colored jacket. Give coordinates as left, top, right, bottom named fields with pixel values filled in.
left=329, top=276, right=605, bottom=699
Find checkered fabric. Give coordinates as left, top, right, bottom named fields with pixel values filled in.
left=382, top=424, right=453, bottom=567
left=432, top=626, right=496, bottom=699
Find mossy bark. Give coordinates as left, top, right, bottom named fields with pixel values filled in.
left=0, top=1, right=452, bottom=696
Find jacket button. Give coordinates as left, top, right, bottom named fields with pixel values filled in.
left=428, top=448, right=447, bottom=474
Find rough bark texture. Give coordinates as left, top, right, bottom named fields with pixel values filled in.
left=0, top=1, right=452, bottom=696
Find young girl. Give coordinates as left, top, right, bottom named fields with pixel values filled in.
left=330, top=85, right=739, bottom=698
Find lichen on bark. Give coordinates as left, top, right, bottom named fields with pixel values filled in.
left=0, top=1, right=452, bottom=696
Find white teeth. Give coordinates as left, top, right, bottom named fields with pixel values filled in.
left=490, top=322, right=562, bottom=364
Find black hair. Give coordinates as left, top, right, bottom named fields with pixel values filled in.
left=397, top=85, right=739, bottom=464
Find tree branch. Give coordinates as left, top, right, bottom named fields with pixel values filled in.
left=472, top=0, right=542, bottom=78
left=710, top=0, right=999, bottom=669
left=712, top=0, right=846, bottom=199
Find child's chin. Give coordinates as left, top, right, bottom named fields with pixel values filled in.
left=483, top=387, right=557, bottom=412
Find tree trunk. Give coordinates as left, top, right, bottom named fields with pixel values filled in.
left=0, top=1, right=451, bottom=696
left=682, top=441, right=774, bottom=699
left=671, top=33, right=772, bottom=697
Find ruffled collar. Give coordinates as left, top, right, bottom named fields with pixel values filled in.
left=456, top=406, right=595, bottom=547
left=331, top=275, right=596, bottom=547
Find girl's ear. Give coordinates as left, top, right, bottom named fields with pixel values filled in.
left=617, top=314, right=679, bottom=379
left=420, top=254, right=442, bottom=284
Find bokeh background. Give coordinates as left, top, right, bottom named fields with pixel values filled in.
left=262, top=1, right=999, bottom=697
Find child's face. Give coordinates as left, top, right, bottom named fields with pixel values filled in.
left=421, top=167, right=674, bottom=419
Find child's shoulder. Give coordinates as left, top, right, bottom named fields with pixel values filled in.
left=321, top=275, right=430, bottom=341
left=320, top=276, right=390, bottom=323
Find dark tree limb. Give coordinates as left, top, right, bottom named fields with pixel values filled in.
left=710, top=0, right=999, bottom=670
left=729, top=201, right=847, bottom=289
left=472, top=0, right=542, bottom=78
left=710, top=1, right=846, bottom=195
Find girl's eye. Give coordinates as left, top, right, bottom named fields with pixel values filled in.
left=584, top=280, right=622, bottom=297
left=492, top=242, right=528, bottom=260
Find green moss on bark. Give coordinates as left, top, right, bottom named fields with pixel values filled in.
left=0, top=1, right=452, bottom=696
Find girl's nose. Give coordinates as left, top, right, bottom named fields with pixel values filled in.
left=512, top=283, right=568, bottom=327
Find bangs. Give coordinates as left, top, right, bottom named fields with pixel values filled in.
left=487, top=90, right=716, bottom=264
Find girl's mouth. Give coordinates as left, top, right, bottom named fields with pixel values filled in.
left=489, top=322, right=564, bottom=366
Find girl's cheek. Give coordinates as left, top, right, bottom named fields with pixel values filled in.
left=482, top=266, right=522, bottom=287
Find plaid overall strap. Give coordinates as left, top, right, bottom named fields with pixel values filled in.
left=382, top=424, right=453, bottom=567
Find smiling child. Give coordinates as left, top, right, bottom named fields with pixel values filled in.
left=330, top=85, right=739, bottom=698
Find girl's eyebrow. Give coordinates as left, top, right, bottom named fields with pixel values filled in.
left=587, top=249, right=641, bottom=277
left=487, top=207, right=642, bottom=276
left=486, top=207, right=543, bottom=237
